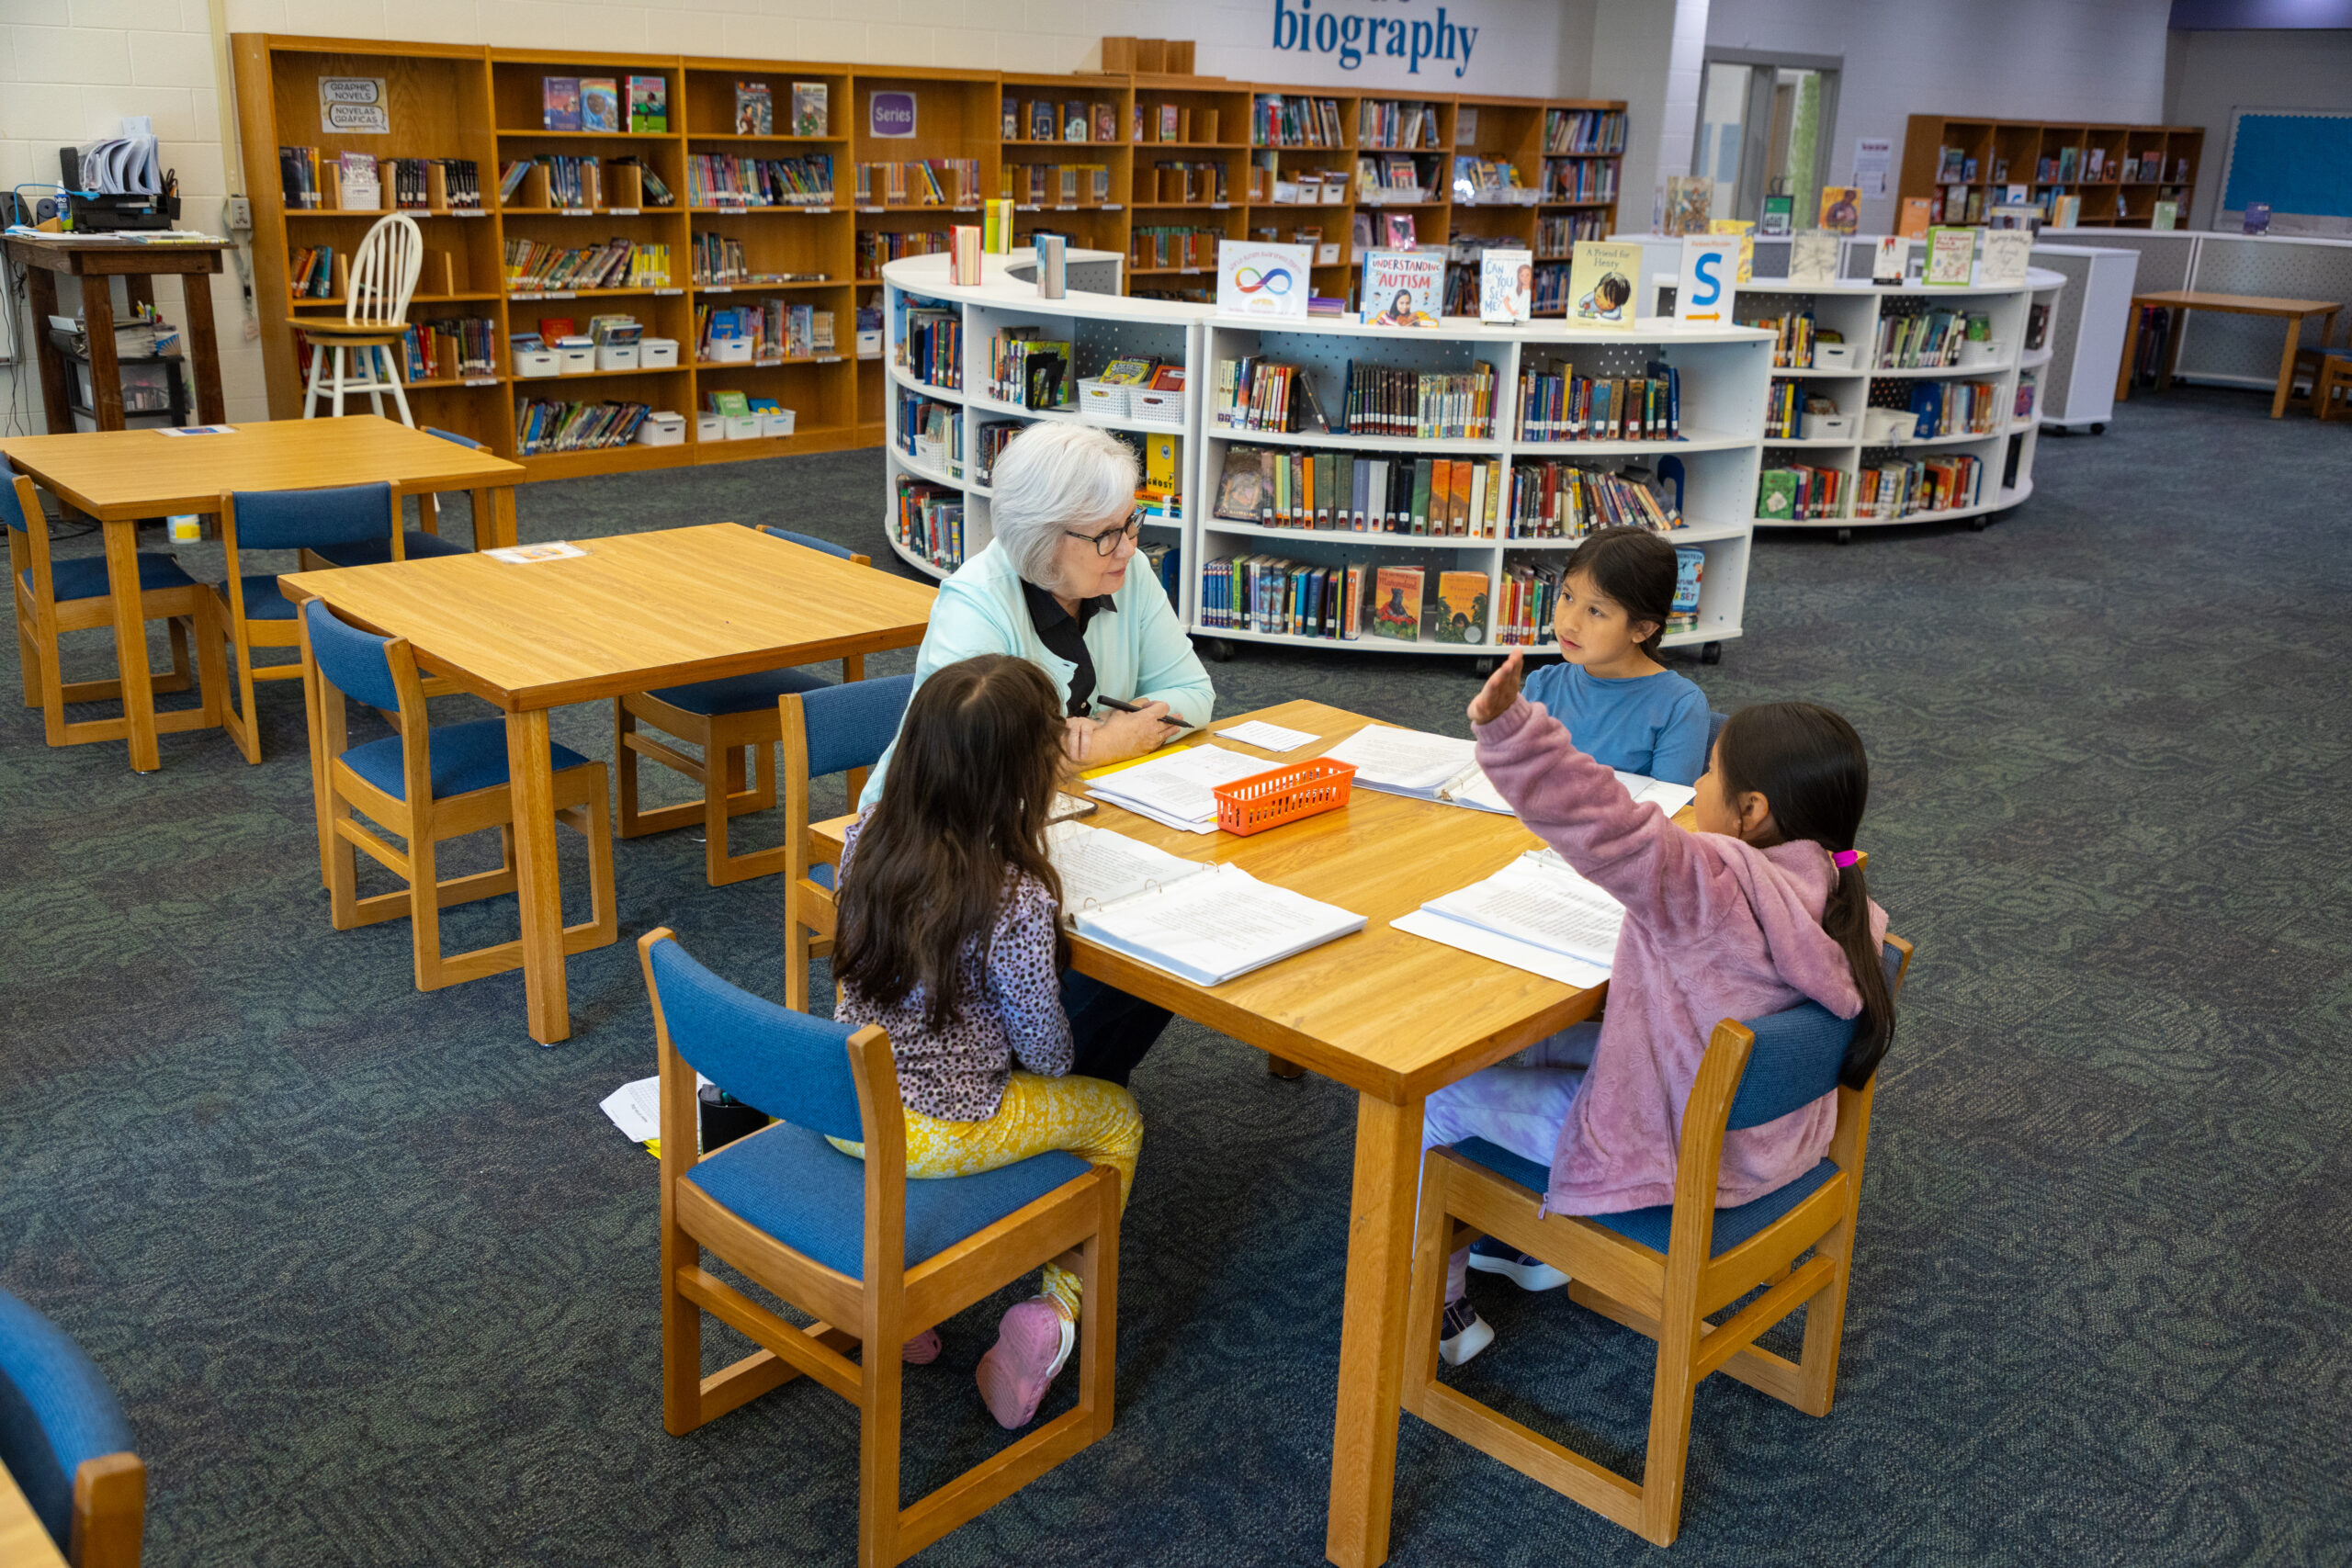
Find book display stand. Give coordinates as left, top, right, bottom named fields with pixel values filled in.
left=884, top=250, right=1770, bottom=666
left=234, top=35, right=1625, bottom=484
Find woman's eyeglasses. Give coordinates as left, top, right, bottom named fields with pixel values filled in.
left=1064, top=511, right=1144, bottom=557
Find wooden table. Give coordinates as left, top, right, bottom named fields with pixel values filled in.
left=284, top=523, right=937, bottom=1044
left=3, top=232, right=228, bottom=432
left=2116, top=288, right=2342, bottom=418
left=811, top=699, right=1608, bottom=1568
left=0, top=416, right=525, bottom=773
left=0, top=1459, right=67, bottom=1568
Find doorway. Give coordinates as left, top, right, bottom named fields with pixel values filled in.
left=1693, top=51, right=1840, bottom=230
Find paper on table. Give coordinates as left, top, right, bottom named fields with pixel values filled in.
left=1087, top=744, right=1272, bottom=829
left=1073, top=863, right=1366, bottom=987
left=1216, top=719, right=1318, bottom=752
left=1047, top=820, right=1208, bottom=916
left=1422, top=854, right=1626, bottom=968
left=1392, top=908, right=1611, bottom=989
left=1318, top=724, right=1477, bottom=791
left=486, top=541, right=590, bottom=563
left=1615, top=771, right=1697, bottom=815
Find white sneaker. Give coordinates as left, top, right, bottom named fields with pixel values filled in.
left=1439, top=1298, right=1495, bottom=1367
left=1467, top=1238, right=1570, bottom=1292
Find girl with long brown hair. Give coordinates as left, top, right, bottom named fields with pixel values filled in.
left=830, top=653, right=1144, bottom=1430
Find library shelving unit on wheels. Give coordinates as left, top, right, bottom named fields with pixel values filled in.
left=882, top=250, right=1772, bottom=670
left=1736, top=268, right=2065, bottom=542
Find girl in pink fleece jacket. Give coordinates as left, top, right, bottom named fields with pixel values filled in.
left=1431, top=648, right=1894, bottom=1366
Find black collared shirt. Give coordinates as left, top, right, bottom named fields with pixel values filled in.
left=1021, top=578, right=1117, bottom=718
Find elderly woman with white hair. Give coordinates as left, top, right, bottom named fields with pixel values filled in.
left=857, top=419, right=1216, bottom=1086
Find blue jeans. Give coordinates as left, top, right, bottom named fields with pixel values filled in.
left=1059, top=970, right=1172, bottom=1088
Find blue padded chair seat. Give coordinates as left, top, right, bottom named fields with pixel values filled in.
left=1452, top=1137, right=1839, bottom=1258
left=647, top=666, right=832, bottom=716
left=0, top=1287, right=135, bottom=1550
left=808, top=861, right=833, bottom=890
left=27, top=551, right=201, bottom=603
left=310, top=531, right=473, bottom=568
left=219, top=573, right=300, bottom=619
left=688, top=1119, right=1089, bottom=1278
left=342, top=717, right=593, bottom=801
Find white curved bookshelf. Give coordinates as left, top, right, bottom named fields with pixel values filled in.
left=883, top=250, right=1773, bottom=660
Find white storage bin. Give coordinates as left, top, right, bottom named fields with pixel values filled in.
left=727, top=414, right=761, bottom=440
left=635, top=412, right=685, bottom=447
left=640, top=337, right=679, bottom=369
left=761, top=409, right=797, bottom=438
left=596, top=343, right=639, bottom=372
left=707, top=337, right=753, bottom=365
left=1958, top=338, right=2007, bottom=368
left=695, top=412, right=727, bottom=442
left=555, top=335, right=595, bottom=375
left=514, top=348, right=561, bottom=378
left=1814, top=343, right=1856, bottom=370
left=856, top=328, right=882, bottom=357
left=1132, top=388, right=1184, bottom=425
left=1861, top=408, right=1917, bottom=443
left=1801, top=411, right=1855, bottom=441
left=1077, top=378, right=1131, bottom=418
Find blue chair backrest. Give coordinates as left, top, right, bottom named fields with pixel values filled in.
left=648, top=936, right=866, bottom=1143
left=303, top=599, right=403, bottom=714
left=425, top=426, right=484, bottom=450
left=0, top=476, right=28, bottom=534
left=797, top=673, right=915, bottom=779
left=1723, top=942, right=1903, bottom=1129
left=760, top=525, right=857, bottom=562
left=1706, top=709, right=1728, bottom=760
left=231, top=481, right=395, bottom=551
left=0, top=1287, right=134, bottom=1551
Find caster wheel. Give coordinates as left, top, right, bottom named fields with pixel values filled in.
left=1473, top=656, right=1498, bottom=675
left=1836, top=527, right=1853, bottom=545
left=1701, top=641, right=1723, bottom=666
left=1199, top=637, right=1236, bottom=663
left=2090, top=422, right=2106, bottom=434
left=1969, top=516, right=1990, bottom=531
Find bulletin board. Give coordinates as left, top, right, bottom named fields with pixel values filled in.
left=2218, top=108, right=2352, bottom=218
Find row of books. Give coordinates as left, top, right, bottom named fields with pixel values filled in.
left=1140, top=103, right=1224, bottom=144
left=1856, top=454, right=1983, bottom=519
left=1747, top=308, right=1822, bottom=368
left=686, top=231, right=828, bottom=287
left=1005, top=163, right=1114, bottom=207
left=1252, top=95, right=1346, bottom=148
left=697, top=301, right=834, bottom=362
left=1358, top=100, right=1442, bottom=150
left=1212, top=446, right=1506, bottom=537
left=1355, top=152, right=1434, bottom=198
left=1451, top=156, right=1528, bottom=202
left=400, top=317, right=497, bottom=381
left=1496, top=548, right=1702, bottom=647
left=541, top=75, right=667, bottom=133
left=1145, top=161, right=1232, bottom=205
left=1757, top=463, right=1846, bottom=522
left=988, top=330, right=1070, bottom=409
left=854, top=160, right=979, bottom=207
left=502, top=237, right=662, bottom=291
left=288, top=245, right=337, bottom=299
left=1131, top=225, right=1222, bottom=271
left=975, top=418, right=1022, bottom=482
left=855, top=229, right=947, bottom=280
left=1542, top=159, right=1617, bottom=202
left=1136, top=540, right=1182, bottom=604
left=729, top=80, right=828, bottom=137
left=1544, top=109, right=1628, bottom=154
left=1507, top=462, right=1680, bottom=537
left=1004, top=98, right=1119, bottom=144
left=684, top=153, right=833, bottom=208
left=893, top=479, right=966, bottom=572
left=896, top=391, right=962, bottom=473
left=1340, top=363, right=1498, bottom=440
left=1515, top=364, right=1683, bottom=442
left=515, top=398, right=650, bottom=454
left=2031, top=147, right=2189, bottom=184
left=1534, top=212, right=1608, bottom=259
left=1905, top=379, right=2001, bottom=439
left=1875, top=310, right=1991, bottom=369
left=899, top=304, right=962, bottom=389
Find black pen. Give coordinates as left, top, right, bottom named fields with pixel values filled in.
left=1096, top=694, right=1187, bottom=728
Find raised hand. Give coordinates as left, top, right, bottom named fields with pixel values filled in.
left=1467, top=648, right=1526, bottom=727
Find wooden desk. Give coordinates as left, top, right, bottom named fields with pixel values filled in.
left=0, top=416, right=525, bottom=773
left=284, top=523, right=937, bottom=1044
left=3, top=232, right=228, bottom=433
left=811, top=699, right=1608, bottom=1568
left=2116, top=288, right=2342, bottom=418
left=0, top=1459, right=67, bottom=1568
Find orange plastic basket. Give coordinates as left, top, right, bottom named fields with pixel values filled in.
left=1213, top=758, right=1357, bottom=836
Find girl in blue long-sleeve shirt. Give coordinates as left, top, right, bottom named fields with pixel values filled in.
left=1519, top=526, right=1710, bottom=785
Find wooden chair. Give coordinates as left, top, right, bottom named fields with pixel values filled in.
left=299, top=212, right=421, bottom=424
left=297, top=426, right=485, bottom=568
left=780, top=673, right=918, bottom=1010
left=616, top=527, right=873, bottom=887
left=297, top=597, right=616, bottom=992
left=6, top=472, right=222, bottom=753
left=212, top=481, right=403, bottom=764
left=0, top=1285, right=145, bottom=1567
left=1400, top=936, right=1914, bottom=1547
left=639, top=928, right=1120, bottom=1568
left=2315, top=353, right=2351, bottom=422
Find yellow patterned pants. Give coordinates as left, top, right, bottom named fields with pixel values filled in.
left=829, top=1071, right=1141, bottom=1321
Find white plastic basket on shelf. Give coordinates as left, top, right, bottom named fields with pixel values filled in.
left=1815, top=343, right=1857, bottom=370
left=1078, top=378, right=1132, bottom=418
left=1132, top=388, right=1183, bottom=425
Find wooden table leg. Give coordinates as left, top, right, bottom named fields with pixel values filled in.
left=480, top=485, right=517, bottom=549
left=2115, top=300, right=2143, bottom=402
left=505, top=708, right=571, bottom=1044
left=179, top=267, right=226, bottom=425
left=2157, top=306, right=2185, bottom=393
left=82, top=276, right=124, bottom=431
left=1325, top=1091, right=1426, bottom=1568
left=102, top=517, right=161, bottom=773
left=24, top=268, right=73, bottom=433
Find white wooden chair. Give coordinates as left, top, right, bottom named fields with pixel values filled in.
left=300, top=213, right=423, bottom=425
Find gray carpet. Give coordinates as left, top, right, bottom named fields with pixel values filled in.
left=1, top=383, right=2347, bottom=1564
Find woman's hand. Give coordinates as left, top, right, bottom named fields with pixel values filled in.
left=1468, top=649, right=1525, bottom=727
left=1089, top=700, right=1174, bottom=765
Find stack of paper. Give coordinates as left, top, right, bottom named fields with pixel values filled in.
left=1394, top=849, right=1626, bottom=987
left=1316, top=724, right=1697, bottom=819
left=1073, top=861, right=1366, bottom=986
left=1085, top=744, right=1272, bottom=833
left=1046, top=820, right=1206, bottom=914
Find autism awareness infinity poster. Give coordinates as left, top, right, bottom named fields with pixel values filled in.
left=1216, top=241, right=1313, bottom=321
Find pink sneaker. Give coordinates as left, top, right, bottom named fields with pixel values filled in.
left=902, top=1328, right=942, bottom=1365
left=975, top=1297, right=1075, bottom=1428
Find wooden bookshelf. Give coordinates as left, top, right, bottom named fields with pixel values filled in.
left=1898, top=115, right=2203, bottom=231
left=235, top=34, right=1629, bottom=480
